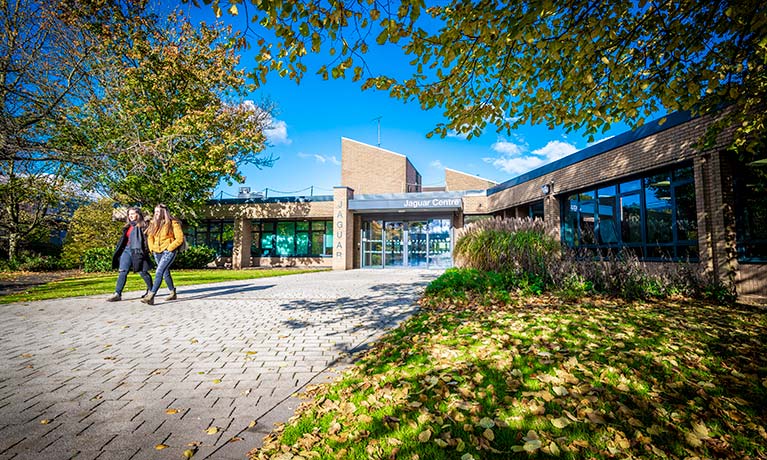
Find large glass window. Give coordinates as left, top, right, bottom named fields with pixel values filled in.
left=251, top=220, right=333, bottom=257
left=561, top=163, right=698, bottom=261
left=185, top=220, right=234, bottom=257
left=735, top=161, right=767, bottom=262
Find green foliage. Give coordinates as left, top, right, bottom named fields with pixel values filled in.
left=424, top=267, right=544, bottom=305
left=0, top=253, right=66, bottom=272
left=174, top=245, right=216, bottom=269
left=255, top=297, right=767, bottom=459
left=83, top=247, right=113, bottom=273
left=217, top=0, right=766, bottom=159
left=58, top=8, right=274, bottom=219
left=61, top=198, right=125, bottom=268
left=453, top=217, right=559, bottom=281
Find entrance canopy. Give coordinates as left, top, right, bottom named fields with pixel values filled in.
left=348, top=191, right=466, bottom=213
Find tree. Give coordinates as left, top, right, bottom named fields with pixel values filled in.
left=0, top=159, right=84, bottom=260
left=60, top=198, right=124, bottom=268
left=204, top=0, right=766, bottom=158
left=0, top=0, right=108, bottom=260
left=60, top=8, right=274, bottom=219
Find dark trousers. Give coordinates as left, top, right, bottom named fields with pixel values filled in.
left=115, top=250, right=152, bottom=294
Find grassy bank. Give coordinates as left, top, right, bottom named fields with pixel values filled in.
left=251, top=295, right=767, bottom=459
left=0, top=268, right=327, bottom=304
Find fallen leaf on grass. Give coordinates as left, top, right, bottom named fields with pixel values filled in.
left=418, top=429, right=432, bottom=442
left=551, top=417, right=571, bottom=429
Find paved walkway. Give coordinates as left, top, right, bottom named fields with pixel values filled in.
left=0, top=269, right=439, bottom=460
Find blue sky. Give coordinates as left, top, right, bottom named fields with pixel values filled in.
left=178, top=4, right=635, bottom=199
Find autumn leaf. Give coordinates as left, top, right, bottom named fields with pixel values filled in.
left=479, top=417, right=495, bottom=429
left=206, top=426, right=219, bottom=435
left=183, top=449, right=195, bottom=458
left=165, top=408, right=179, bottom=415
left=551, top=417, right=571, bottom=429
left=155, top=444, right=169, bottom=450
left=212, top=379, right=222, bottom=384
left=40, top=419, right=51, bottom=424
left=418, top=429, right=432, bottom=442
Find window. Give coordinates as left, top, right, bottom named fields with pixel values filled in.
left=185, top=220, right=234, bottom=257
left=735, top=161, right=767, bottom=262
left=251, top=220, right=333, bottom=257
left=561, top=163, right=698, bottom=260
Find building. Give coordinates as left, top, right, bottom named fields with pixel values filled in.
left=191, top=111, right=766, bottom=301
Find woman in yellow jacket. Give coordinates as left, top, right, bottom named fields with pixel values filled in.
left=142, top=204, right=184, bottom=305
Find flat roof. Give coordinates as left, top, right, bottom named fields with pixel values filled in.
left=209, top=195, right=333, bottom=205
left=486, top=110, right=694, bottom=196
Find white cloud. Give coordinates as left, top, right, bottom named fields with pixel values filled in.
left=483, top=139, right=577, bottom=176
left=430, top=160, right=443, bottom=169
left=235, top=100, right=292, bottom=145
left=264, top=119, right=291, bottom=145
left=298, top=152, right=340, bottom=165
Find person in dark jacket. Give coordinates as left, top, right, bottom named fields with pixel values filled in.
left=106, top=207, right=153, bottom=302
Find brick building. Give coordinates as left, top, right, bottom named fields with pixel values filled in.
left=193, top=111, right=766, bottom=301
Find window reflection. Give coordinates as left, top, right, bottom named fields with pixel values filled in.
left=562, top=164, right=698, bottom=260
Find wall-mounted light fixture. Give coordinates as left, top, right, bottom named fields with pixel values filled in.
left=541, top=183, right=551, bottom=195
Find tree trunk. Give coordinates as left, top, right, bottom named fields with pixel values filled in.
left=8, top=232, right=19, bottom=261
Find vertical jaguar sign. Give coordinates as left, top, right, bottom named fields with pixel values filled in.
left=333, top=187, right=353, bottom=270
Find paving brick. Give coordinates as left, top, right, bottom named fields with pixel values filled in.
left=0, top=270, right=435, bottom=457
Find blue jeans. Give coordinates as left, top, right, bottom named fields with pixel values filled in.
left=150, top=250, right=176, bottom=294
left=115, top=250, right=152, bottom=294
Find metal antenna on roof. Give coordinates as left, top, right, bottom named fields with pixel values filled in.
left=372, top=116, right=382, bottom=147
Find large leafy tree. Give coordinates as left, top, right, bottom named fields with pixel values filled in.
left=60, top=7, right=274, bottom=219
left=0, top=0, right=103, bottom=260
left=204, top=0, right=766, bottom=158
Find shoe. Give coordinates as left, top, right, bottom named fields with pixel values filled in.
left=141, top=292, right=155, bottom=305
left=165, top=290, right=177, bottom=301
left=141, top=290, right=150, bottom=300
left=106, top=293, right=121, bottom=302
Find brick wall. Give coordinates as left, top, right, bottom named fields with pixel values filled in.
left=205, top=201, right=333, bottom=220
left=341, top=138, right=408, bottom=194
left=445, top=168, right=497, bottom=191
left=487, top=113, right=729, bottom=212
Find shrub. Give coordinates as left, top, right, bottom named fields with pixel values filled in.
left=61, top=198, right=125, bottom=268
left=174, top=245, right=216, bottom=269
left=0, top=252, right=66, bottom=272
left=83, top=247, right=113, bottom=273
left=454, top=217, right=560, bottom=281
left=424, top=267, right=546, bottom=306
left=17, top=254, right=65, bottom=272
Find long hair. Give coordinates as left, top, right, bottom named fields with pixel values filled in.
left=147, top=204, right=176, bottom=237
left=124, top=207, right=148, bottom=230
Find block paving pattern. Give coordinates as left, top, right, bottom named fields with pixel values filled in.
left=0, top=269, right=438, bottom=459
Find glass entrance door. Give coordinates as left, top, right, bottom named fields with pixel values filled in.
left=361, top=218, right=453, bottom=268
left=407, top=221, right=428, bottom=267
left=361, top=220, right=383, bottom=267
left=384, top=222, right=405, bottom=267
left=427, top=219, right=452, bottom=268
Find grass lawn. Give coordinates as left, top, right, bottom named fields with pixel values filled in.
left=251, top=295, right=767, bottom=459
left=0, top=268, right=327, bottom=304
